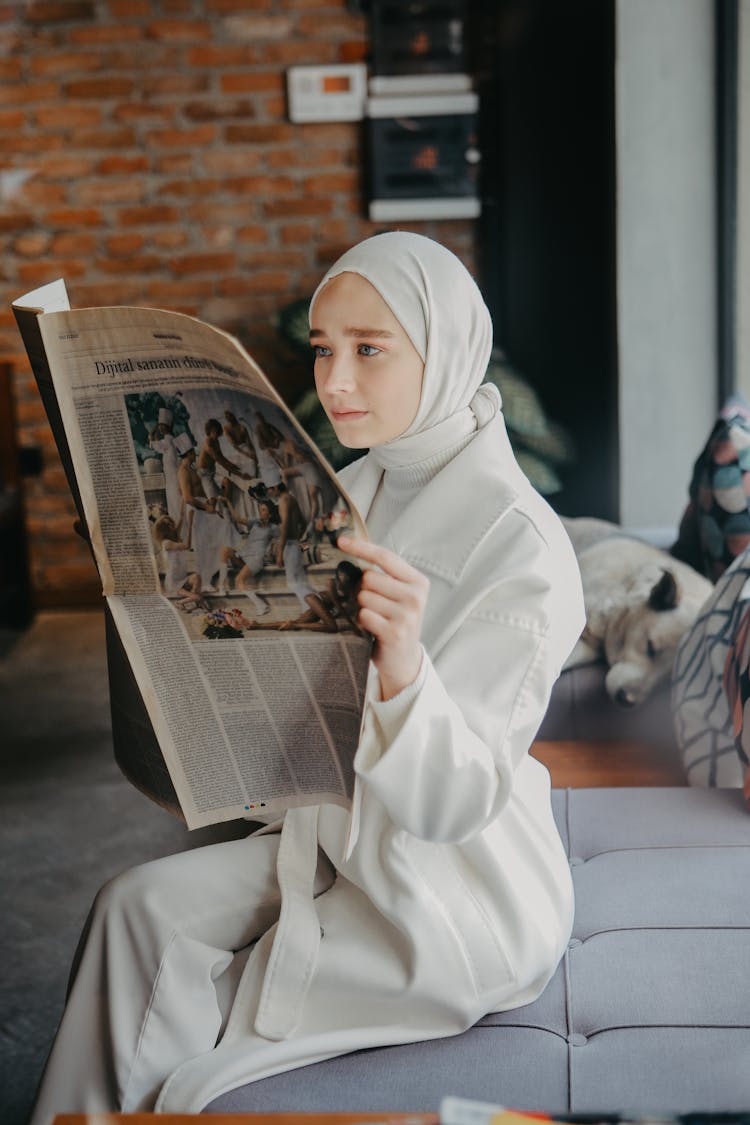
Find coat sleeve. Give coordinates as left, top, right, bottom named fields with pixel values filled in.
left=353, top=571, right=583, bottom=844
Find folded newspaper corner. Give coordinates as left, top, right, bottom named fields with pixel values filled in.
left=12, top=279, right=373, bottom=831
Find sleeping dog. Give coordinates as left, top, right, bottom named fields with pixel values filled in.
left=562, top=517, right=713, bottom=707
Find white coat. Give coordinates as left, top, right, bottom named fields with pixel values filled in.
left=30, top=411, right=584, bottom=1124
left=153, top=409, right=585, bottom=1112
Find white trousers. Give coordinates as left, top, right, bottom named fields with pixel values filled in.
left=29, top=831, right=335, bottom=1125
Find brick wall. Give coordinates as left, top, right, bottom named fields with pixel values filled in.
left=0, top=0, right=477, bottom=607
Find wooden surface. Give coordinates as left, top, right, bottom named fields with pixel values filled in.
left=532, top=738, right=687, bottom=788
left=53, top=1114, right=439, bottom=1125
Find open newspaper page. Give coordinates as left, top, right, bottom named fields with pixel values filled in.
left=13, top=286, right=373, bottom=829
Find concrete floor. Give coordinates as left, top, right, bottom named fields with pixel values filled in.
left=0, top=608, right=216, bottom=1125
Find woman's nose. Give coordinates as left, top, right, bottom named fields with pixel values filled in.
left=322, top=355, right=355, bottom=393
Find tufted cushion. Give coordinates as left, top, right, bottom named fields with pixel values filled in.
left=206, top=786, right=750, bottom=1117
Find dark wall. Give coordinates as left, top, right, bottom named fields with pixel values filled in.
left=473, top=0, right=618, bottom=518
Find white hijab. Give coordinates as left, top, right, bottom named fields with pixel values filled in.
left=309, top=231, right=500, bottom=470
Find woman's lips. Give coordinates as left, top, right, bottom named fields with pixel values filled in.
left=331, top=409, right=368, bottom=422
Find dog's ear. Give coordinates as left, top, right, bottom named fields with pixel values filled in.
left=648, top=568, right=680, bottom=611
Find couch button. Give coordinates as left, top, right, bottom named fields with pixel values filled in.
left=568, top=1033, right=588, bottom=1046
left=568, top=938, right=582, bottom=949
left=569, top=856, right=584, bottom=866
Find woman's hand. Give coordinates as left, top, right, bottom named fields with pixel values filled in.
left=336, top=535, right=429, bottom=701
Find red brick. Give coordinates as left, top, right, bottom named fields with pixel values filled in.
left=261, top=95, right=286, bottom=117
left=157, top=153, right=194, bottom=174
left=338, top=40, right=368, bottom=63
left=199, top=225, right=236, bottom=250
left=0, top=57, right=22, bottom=80
left=146, top=19, right=211, bottom=41
left=260, top=41, right=333, bottom=64
left=45, top=207, right=102, bottom=228
left=218, top=271, right=292, bottom=294
left=69, top=25, right=143, bottom=44
left=51, top=232, right=97, bottom=255
left=263, top=197, right=334, bottom=218
left=222, top=14, right=293, bottom=41
left=108, top=0, right=151, bottom=15
left=183, top=98, right=256, bottom=123
left=97, top=154, right=150, bottom=175
left=170, top=252, right=237, bottom=275
left=144, top=278, right=216, bottom=302
left=145, top=74, right=212, bottom=96
left=72, top=280, right=144, bottom=305
left=226, top=122, right=293, bottom=144
left=186, top=45, right=251, bottom=68
left=65, top=76, right=134, bottom=99
left=76, top=178, right=145, bottom=205
left=35, top=155, right=94, bottom=179
left=279, top=221, right=314, bottom=244
left=204, top=0, right=273, bottom=10
left=35, top=562, right=100, bottom=590
left=35, top=104, right=102, bottom=128
left=240, top=249, right=307, bottom=268
left=30, top=51, right=102, bottom=75
left=317, top=218, right=353, bottom=241
left=68, top=127, right=137, bottom=149
left=224, top=174, right=296, bottom=196
left=18, top=260, right=88, bottom=283
left=24, top=1, right=95, bottom=22
left=276, top=144, right=357, bottom=168
left=297, top=12, right=364, bottom=38
left=15, top=396, right=48, bottom=425
left=159, top=178, right=223, bottom=197
left=220, top=72, right=284, bottom=94
left=22, top=182, right=69, bottom=205
left=146, top=124, right=216, bottom=148
left=118, top=204, right=179, bottom=226
left=151, top=229, right=188, bottom=249
left=0, top=80, right=58, bottom=105
left=236, top=224, right=269, bottom=244
left=98, top=255, right=164, bottom=275
left=0, top=109, right=26, bottom=130
left=10, top=134, right=65, bottom=153
left=186, top=201, right=257, bottom=224
left=113, top=103, right=176, bottom=124
left=202, top=149, right=263, bottom=175
left=304, top=170, right=358, bottom=194
left=13, top=232, right=52, bottom=258
left=106, top=232, right=145, bottom=256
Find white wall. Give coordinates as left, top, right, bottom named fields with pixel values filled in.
left=616, top=0, right=718, bottom=533
left=738, top=0, right=750, bottom=400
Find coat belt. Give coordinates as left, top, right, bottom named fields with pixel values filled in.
left=254, top=804, right=321, bottom=1041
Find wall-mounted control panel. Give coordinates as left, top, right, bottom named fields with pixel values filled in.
left=286, top=63, right=367, bottom=123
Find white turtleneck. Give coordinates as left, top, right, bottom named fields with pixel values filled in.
left=364, top=425, right=476, bottom=545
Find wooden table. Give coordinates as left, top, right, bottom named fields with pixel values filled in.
left=532, top=738, right=687, bottom=788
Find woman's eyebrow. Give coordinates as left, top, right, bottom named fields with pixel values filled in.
left=309, top=327, right=396, bottom=339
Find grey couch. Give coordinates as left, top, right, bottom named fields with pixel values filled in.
left=207, top=786, right=750, bottom=1116
left=105, top=619, right=750, bottom=1115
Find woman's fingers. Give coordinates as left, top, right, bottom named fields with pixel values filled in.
left=337, top=535, right=423, bottom=584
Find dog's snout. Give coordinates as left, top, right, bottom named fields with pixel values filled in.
left=615, top=687, right=637, bottom=707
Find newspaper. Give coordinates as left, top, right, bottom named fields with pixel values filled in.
left=13, top=281, right=373, bottom=830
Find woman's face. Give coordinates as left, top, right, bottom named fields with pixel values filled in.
left=311, top=272, right=424, bottom=448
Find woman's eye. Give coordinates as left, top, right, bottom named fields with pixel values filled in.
left=312, top=345, right=332, bottom=358
left=358, top=344, right=381, bottom=357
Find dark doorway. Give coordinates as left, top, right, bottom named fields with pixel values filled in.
left=472, top=0, right=618, bottom=518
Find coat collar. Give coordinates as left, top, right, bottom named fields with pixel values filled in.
left=340, top=413, right=520, bottom=586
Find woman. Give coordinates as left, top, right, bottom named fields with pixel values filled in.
left=153, top=508, right=206, bottom=611
left=30, top=232, right=584, bottom=1122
